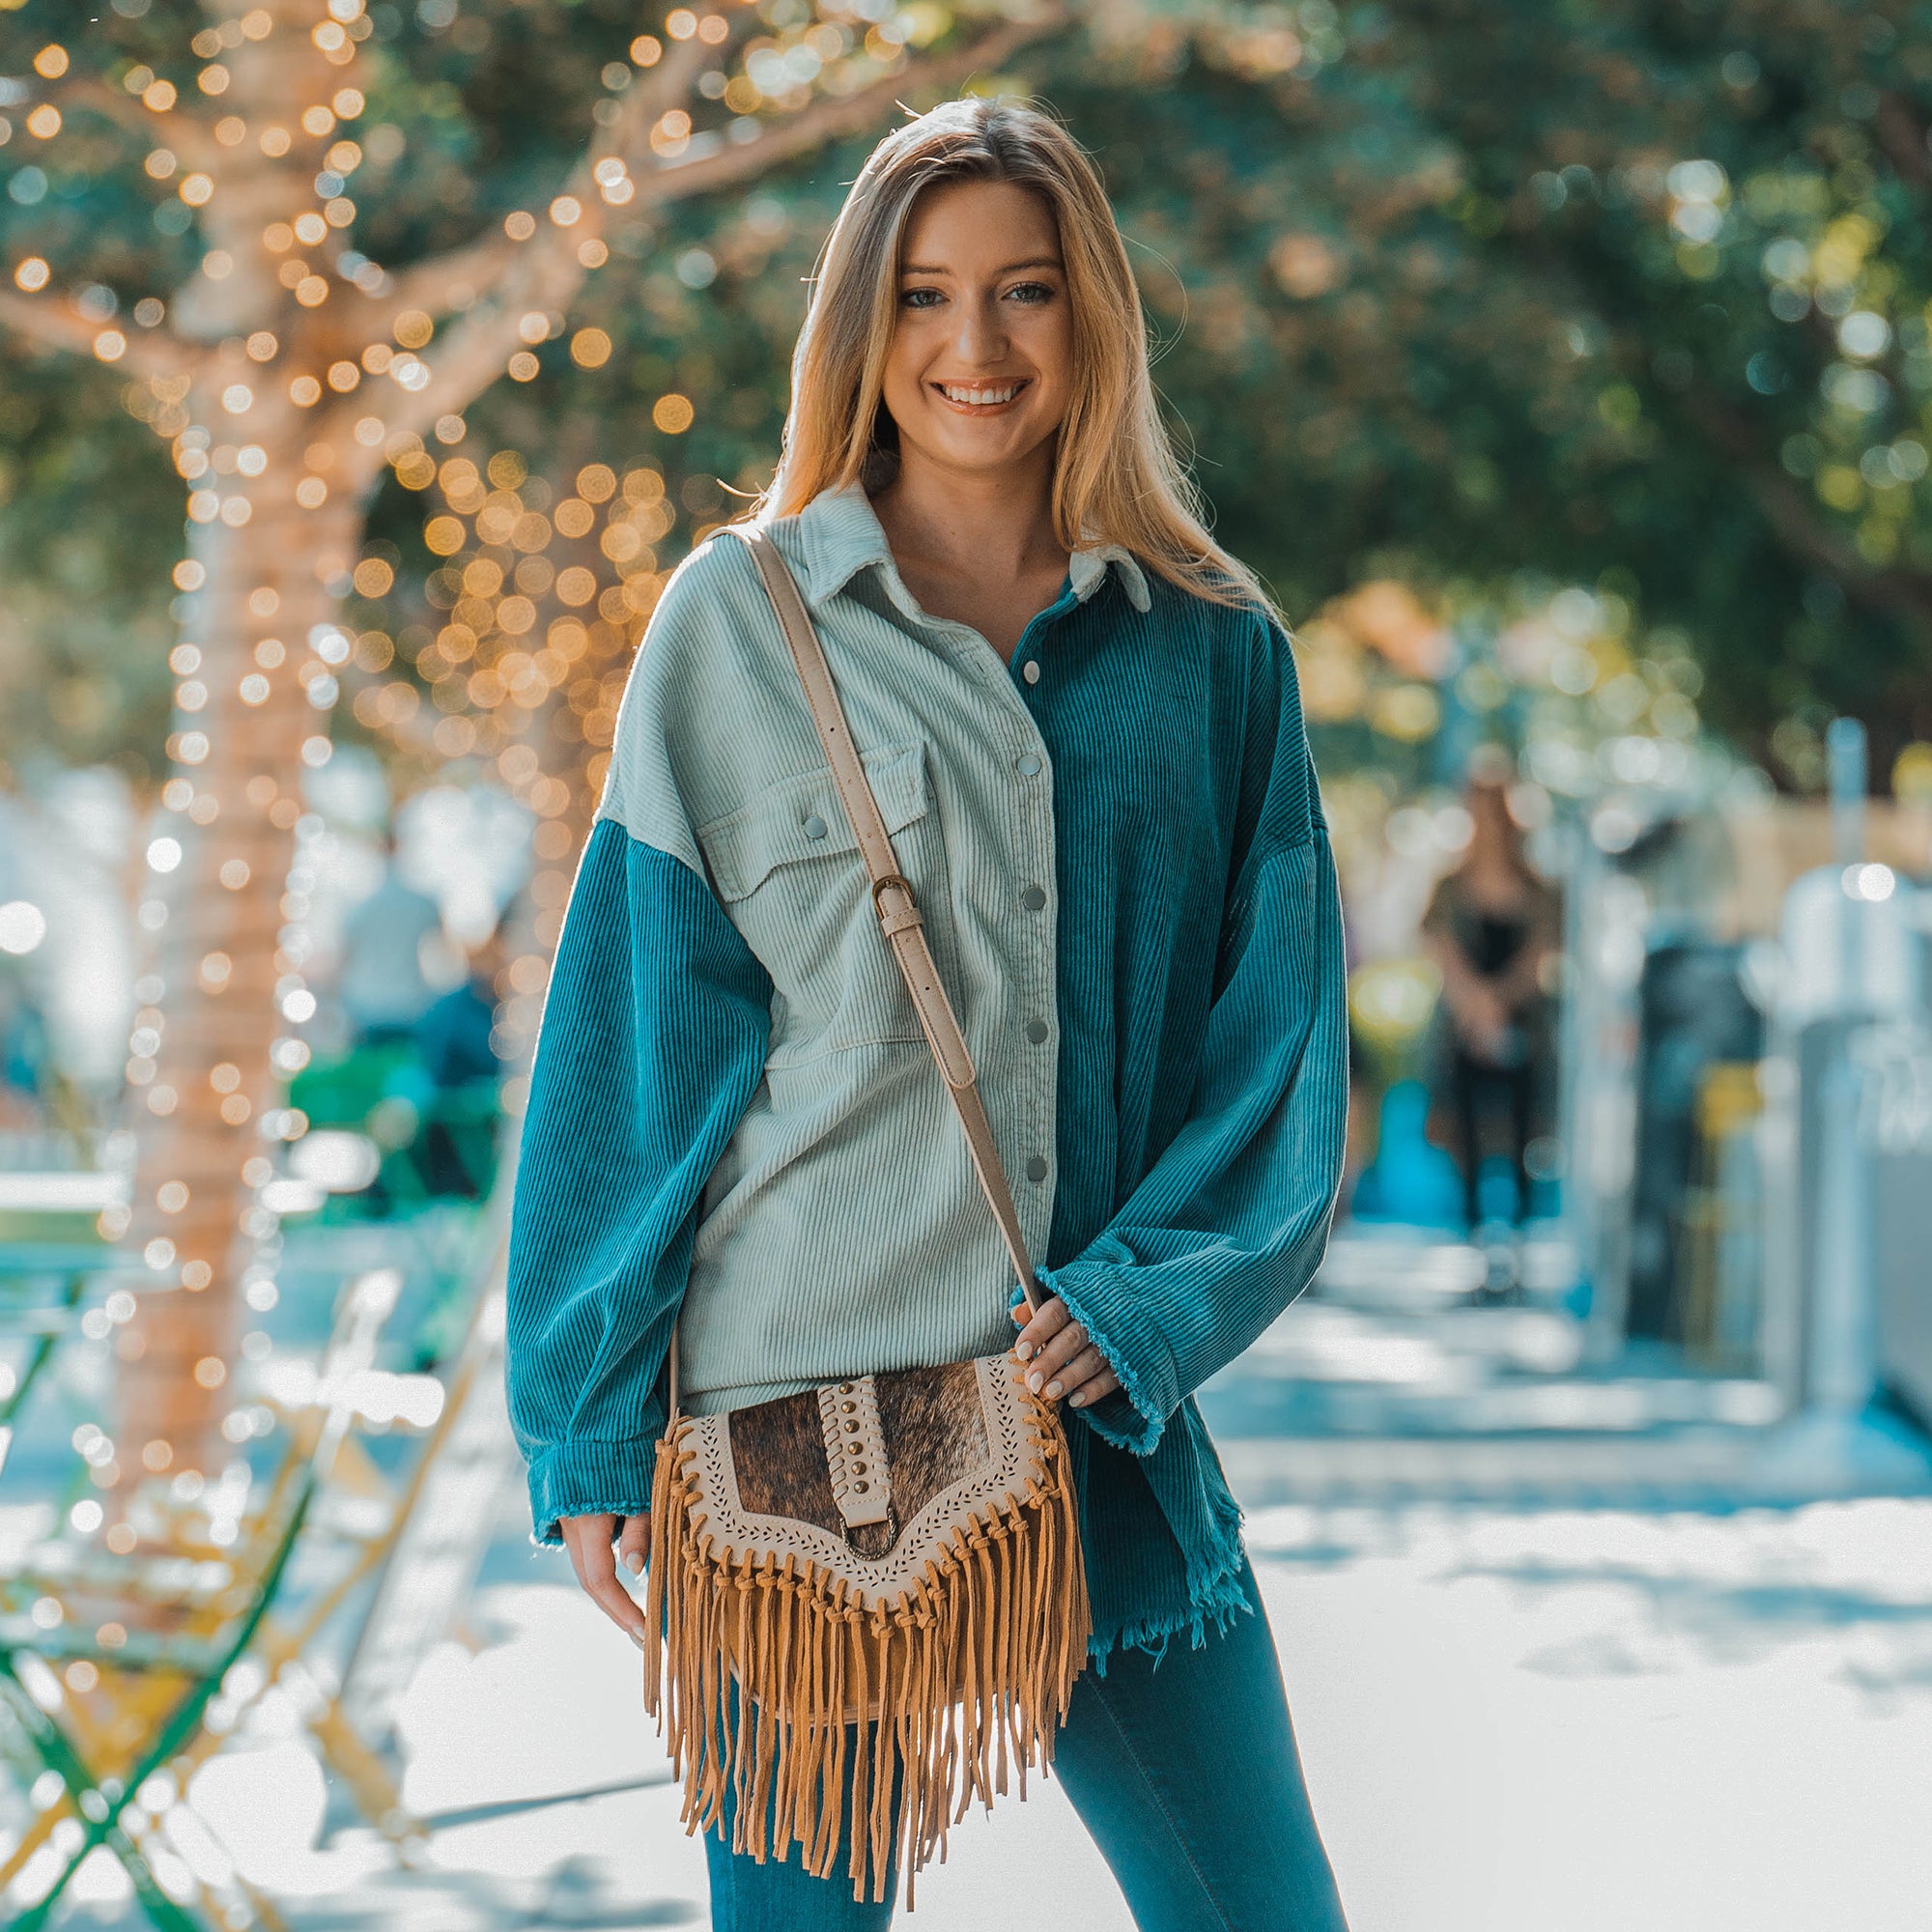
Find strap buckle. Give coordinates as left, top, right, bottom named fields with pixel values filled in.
left=870, top=872, right=918, bottom=920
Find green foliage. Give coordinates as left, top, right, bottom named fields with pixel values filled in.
left=6, top=0, right=1932, bottom=791
left=1039, top=0, right=1932, bottom=785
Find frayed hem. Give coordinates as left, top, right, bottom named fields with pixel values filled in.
left=1084, top=1533, right=1254, bottom=1678
left=1037, top=1269, right=1170, bottom=1458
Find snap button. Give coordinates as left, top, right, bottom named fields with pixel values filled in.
left=803, top=813, right=828, bottom=839
left=1026, top=1019, right=1049, bottom=1043
left=1022, top=660, right=1041, bottom=684
left=1025, top=1155, right=1048, bottom=1182
left=1016, top=753, right=1042, bottom=777
left=1021, top=884, right=1047, bottom=911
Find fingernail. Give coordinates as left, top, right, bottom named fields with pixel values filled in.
left=624, top=1551, right=643, bottom=1575
left=1027, top=1371, right=1043, bottom=1393
left=1045, top=1379, right=1063, bottom=1399
left=1015, top=1342, right=1033, bottom=1361
left=630, top=1629, right=648, bottom=1648
left=1069, top=1391, right=1088, bottom=1406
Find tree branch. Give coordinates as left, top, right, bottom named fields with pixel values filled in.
left=39, top=71, right=223, bottom=172
left=0, top=285, right=198, bottom=381
left=1677, top=385, right=1932, bottom=636
left=1504, top=226, right=1932, bottom=646
left=644, top=7, right=1071, bottom=203
left=375, top=32, right=717, bottom=327
left=1874, top=87, right=1932, bottom=198
left=334, top=8, right=1071, bottom=488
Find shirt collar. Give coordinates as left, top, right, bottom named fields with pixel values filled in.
left=780, top=476, right=1152, bottom=617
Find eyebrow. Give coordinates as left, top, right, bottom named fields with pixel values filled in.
left=899, top=257, right=1065, bottom=276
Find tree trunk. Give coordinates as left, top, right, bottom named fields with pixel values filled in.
left=117, top=477, right=362, bottom=1478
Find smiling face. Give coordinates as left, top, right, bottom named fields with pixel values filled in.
left=876, top=176, right=1076, bottom=488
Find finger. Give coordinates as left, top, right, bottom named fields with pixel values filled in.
left=1050, top=1348, right=1117, bottom=1401
left=616, top=1512, right=650, bottom=1577
left=562, top=1523, right=590, bottom=1595
left=1012, top=1297, right=1070, bottom=1362
left=1040, top=1344, right=1107, bottom=1397
left=560, top=1514, right=614, bottom=1595
left=1014, top=1297, right=1067, bottom=1351
left=589, top=1573, right=650, bottom=1643
left=1022, top=1318, right=1092, bottom=1388
left=577, top=1533, right=650, bottom=1644
left=1066, top=1368, right=1121, bottom=1407
left=561, top=1516, right=646, bottom=1641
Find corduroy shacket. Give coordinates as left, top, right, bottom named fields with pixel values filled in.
left=503, top=476, right=1350, bottom=1671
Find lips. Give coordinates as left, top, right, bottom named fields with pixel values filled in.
left=932, top=379, right=1031, bottom=412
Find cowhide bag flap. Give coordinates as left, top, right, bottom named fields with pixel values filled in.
left=639, top=524, right=1092, bottom=1910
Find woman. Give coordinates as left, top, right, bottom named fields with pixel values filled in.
left=1419, top=757, right=1560, bottom=1235
left=505, top=96, right=1351, bottom=1929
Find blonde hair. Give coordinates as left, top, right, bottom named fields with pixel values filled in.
left=743, top=95, right=1290, bottom=632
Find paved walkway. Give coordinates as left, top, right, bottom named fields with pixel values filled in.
left=124, top=1486, right=1932, bottom=1932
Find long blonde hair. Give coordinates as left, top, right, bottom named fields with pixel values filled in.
left=743, top=95, right=1290, bottom=631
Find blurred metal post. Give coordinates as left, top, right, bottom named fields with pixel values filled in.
left=1828, top=716, right=1865, bottom=893
left=1574, top=838, right=1649, bottom=1366
left=1763, top=718, right=1930, bottom=1488
left=1814, top=719, right=1876, bottom=1414
left=1552, top=813, right=1594, bottom=1321
left=1809, top=1036, right=1878, bottom=1414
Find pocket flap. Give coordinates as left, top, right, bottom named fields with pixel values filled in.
left=697, top=740, right=931, bottom=902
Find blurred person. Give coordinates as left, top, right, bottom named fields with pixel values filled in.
left=408, top=909, right=512, bottom=1200
left=505, top=98, right=1351, bottom=1931
left=336, top=822, right=446, bottom=1049
left=414, top=913, right=509, bottom=1092
left=0, top=958, right=52, bottom=1131
left=1420, top=755, right=1560, bottom=1235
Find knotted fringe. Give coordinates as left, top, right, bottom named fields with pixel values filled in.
left=640, top=1393, right=1092, bottom=1909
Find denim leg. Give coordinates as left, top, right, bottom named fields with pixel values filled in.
left=1048, top=1552, right=1350, bottom=1932
left=702, top=1680, right=904, bottom=1932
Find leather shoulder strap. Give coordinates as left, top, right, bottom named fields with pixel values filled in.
left=722, top=521, right=1043, bottom=1317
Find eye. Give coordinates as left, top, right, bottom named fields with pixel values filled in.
left=1007, top=281, right=1056, bottom=304
left=899, top=287, right=943, bottom=309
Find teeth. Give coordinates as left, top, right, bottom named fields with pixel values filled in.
left=940, top=383, right=1022, bottom=405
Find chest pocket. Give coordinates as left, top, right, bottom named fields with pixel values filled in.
left=696, top=739, right=957, bottom=1068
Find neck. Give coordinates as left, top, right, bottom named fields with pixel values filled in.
left=870, top=442, right=1065, bottom=584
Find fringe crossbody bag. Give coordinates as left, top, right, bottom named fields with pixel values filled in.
left=640, top=520, right=1094, bottom=1908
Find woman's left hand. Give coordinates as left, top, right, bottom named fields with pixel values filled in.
left=1010, top=1294, right=1122, bottom=1408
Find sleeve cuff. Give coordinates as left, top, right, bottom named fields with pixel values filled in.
left=1035, top=1256, right=1177, bottom=1458
left=524, top=1431, right=662, bottom=1547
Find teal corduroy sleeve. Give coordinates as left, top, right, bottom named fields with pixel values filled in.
left=1040, top=613, right=1350, bottom=1456
left=504, top=816, right=773, bottom=1544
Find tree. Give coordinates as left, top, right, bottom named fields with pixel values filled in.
left=0, top=0, right=1067, bottom=1481
left=1030, top=0, right=1932, bottom=781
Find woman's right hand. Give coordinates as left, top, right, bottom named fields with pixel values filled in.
left=558, top=1511, right=652, bottom=1647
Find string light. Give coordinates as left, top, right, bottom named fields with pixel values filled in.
left=14, top=0, right=768, bottom=1528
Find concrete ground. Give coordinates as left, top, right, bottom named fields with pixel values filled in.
left=80, top=1488, right=1929, bottom=1932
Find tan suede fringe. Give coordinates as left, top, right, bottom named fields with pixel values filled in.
left=640, top=1393, right=1093, bottom=1910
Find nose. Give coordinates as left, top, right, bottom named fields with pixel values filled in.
left=949, top=290, right=1009, bottom=367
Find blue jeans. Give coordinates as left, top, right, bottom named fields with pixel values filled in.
left=701, top=1552, right=1350, bottom=1930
